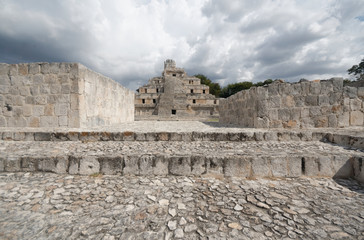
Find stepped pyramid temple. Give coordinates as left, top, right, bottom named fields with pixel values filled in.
left=135, top=59, right=219, bottom=120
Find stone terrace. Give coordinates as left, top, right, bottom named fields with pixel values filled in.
left=1, top=121, right=364, bottom=239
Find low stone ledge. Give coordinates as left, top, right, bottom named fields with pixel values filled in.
left=1, top=153, right=361, bottom=182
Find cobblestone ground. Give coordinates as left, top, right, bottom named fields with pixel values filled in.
left=1, top=140, right=362, bottom=158
left=0, top=172, right=363, bottom=240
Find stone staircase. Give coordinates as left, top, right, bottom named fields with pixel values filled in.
left=1, top=128, right=363, bottom=183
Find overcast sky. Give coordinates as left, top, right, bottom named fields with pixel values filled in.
left=1, top=0, right=363, bottom=90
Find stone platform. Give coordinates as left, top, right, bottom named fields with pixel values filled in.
left=1, top=121, right=364, bottom=239
left=1, top=121, right=364, bottom=182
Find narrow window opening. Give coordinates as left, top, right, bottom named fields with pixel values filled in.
left=171, top=109, right=176, bottom=115
left=190, top=89, right=194, bottom=93
left=214, top=100, right=217, bottom=104
left=193, top=99, right=196, bottom=104
left=203, top=90, right=206, bottom=94
left=301, top=157, right=305, bottom=175
left=142, top=99, right=145, bottom=104
left=172, top=74, right=176, bottom=77
left=156, top=88, right=159, bottom=93
left=153, top=99, right=156, bottom=104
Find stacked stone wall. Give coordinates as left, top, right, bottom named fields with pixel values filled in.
left=0, top=62, right=134, bottom=128
left=220, top=78, right=364, bottom=128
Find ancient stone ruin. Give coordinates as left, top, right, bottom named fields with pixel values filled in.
left=135, top=59, right=219, bottom=120
left=0, top=63, right=134, bottom=128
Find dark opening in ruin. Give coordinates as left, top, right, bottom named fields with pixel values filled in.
left=142, top=99, right=145, bottom=104
left=190, top=89, right=194, bottom=93
left=153, top=99, right=156, bottom=104
left=193, top=99, right=196, bottom=104
left=203, top=90, right=206, bottom=94
left=171, top=109, right=176, bottom=115
left=156, top=88, right=159, bottom=93
left=214, top=100, right=217, bottom=104
left=172, top=74, right=176, bottom=77
left=301, top=157, right=305, bottom=174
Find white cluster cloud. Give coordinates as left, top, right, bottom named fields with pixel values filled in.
left=0, top=0, right=363, bottom=90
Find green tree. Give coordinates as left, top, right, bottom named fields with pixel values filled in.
left=348, top=58, right=364, bottom=80
left=220, top=79, right=274, bottom=98
left=194, top=74, right=221, bottom=97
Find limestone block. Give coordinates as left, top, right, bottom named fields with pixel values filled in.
left=50, top=84, right=62, bottom=94
left=268, top=84, right=279, bottom=96
left=44, top=75, right=57, bottom=84
left=9, top=64, right=18, bottom=75
left=224, top=156, right=252, bottom=177
left=4, top=157, right=21, bottom=172
left=278, top=108, right=290, bottom=121
left=191, top=155, right=206, bottom=175
left=328, top=114, right=338, bottom=127
left=282, top=120, right=298, bottom=129
left=302, top=156, right=320, bottom=176
left=352, top=156, right=364, bottom=183
left=264, top=132, right=278, bottom=141
left=139, top=155, right=154, bottom=175
left=0, top=116, right=6, bottom=127
left=0, top=63, right=9, bottom=75
left=98, top=156, right=123, bottom=175
left=344, top=86, right=357, bottom=99
left=40, top=85, right=50, bottom=94
left=331, top=78, right=343, bottom=91
left=41, top=63, right=50, bottom=74
left=338, top=112, right=350, bottom=127
left=33, top=105, right=44, bottom=116
left=318, top=95, right=330, bottom=106
left=44, top=104, right=54, bottom=116
left=0, top=158, right=4, bottom=171
left=270, top=156, right=288, bottom=177
left=256, top=86, right=268, bottom=99
left=314, top=116, right=328, bottom=128
left=256, top=117, right=269, bottom=128
left=300, top=82, right=310, bottom=95
left=251, top=157, right=270, bottom=177
left=153, top=155, right=169, bottom=175
left=293, top=96, right=305, bottom=107
left=10, top=75, right=31, bottom=85
left=350, top=111, right=363, bottom=126
left=7, top=117, right=27, bottom=127
left=40, top=116, right=59, bottom=127
left=79, top=156, right=100, bottom=175
left=350, top=98, right=362, bottom=111
left=34, top=132, right=51, bottom=141
left=309, top=107, right=321, bottom=117
left=28, top=63, right=40, bottom=74
left=28, top=117, right=40, bottom=127
left=254, top=132, right=264, bottom=141
left=49, top=63, right=60, bottom=74
left=256, top=100, right=268, bottom=117
left=206, top=156, right=224, bottom=175
left=320, top=81, right=334, bottom=94
left=0, top=85, right=9, bottom=94
left=317, top=155, right=334, bottom=177
left=55, top=103, right=69, bottom=116
left=34, top=96, right=47, bottom=105
left=124, top=155, right=140, bottom=175
left=300, top=118, right=314, bottom=128
left=268, top=96, right=281, bottom=108
left=305, top=95, right=318, bottom=106
left=215, top=133, right=228, bottom=141
left=282, top=95, right=295, bottom=108
left=300, top=108, right=309, bottom=118
left=58, top=116, right=68, bottom=126
left=358, top=87, right=364, bottom=98
left=32, top=74, right=44, bottom=85
left=287, top=156, right=303, bottom=177
left=40, top=156, right=67, bottom=173
left=21, top=157, right=38, bottom=172
left=169, top=156, right=191, bottom=175
left=18, top=64, right=28, bottom=75
left=0, top=75, right=11, bottom=85
left=332, top=155, right=354, bottom=179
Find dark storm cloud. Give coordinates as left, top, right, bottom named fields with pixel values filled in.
left=0, top=0, right=364, bottom=89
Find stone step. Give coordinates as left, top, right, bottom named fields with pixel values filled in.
left=1, top=140, right=363, bottom=181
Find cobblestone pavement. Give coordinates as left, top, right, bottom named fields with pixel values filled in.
left=0, top=172, right=363, bottom=240
left=1, top=121, right=364, bottom=136
left=0, top=140, right=362, bottom=158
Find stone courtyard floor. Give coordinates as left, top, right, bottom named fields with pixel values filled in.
left=0, top=173, right=363, bottom=240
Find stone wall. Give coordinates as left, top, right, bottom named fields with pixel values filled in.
left=220, top=78, right=364, bottom=128
left=0, top=62, right=134, bottom=128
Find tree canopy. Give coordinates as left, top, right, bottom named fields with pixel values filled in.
left=348, top=58, right=364, bottom=80
left=194, top=74, right=221, bottom=97
left=195, top=74, right=275, bottom=98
